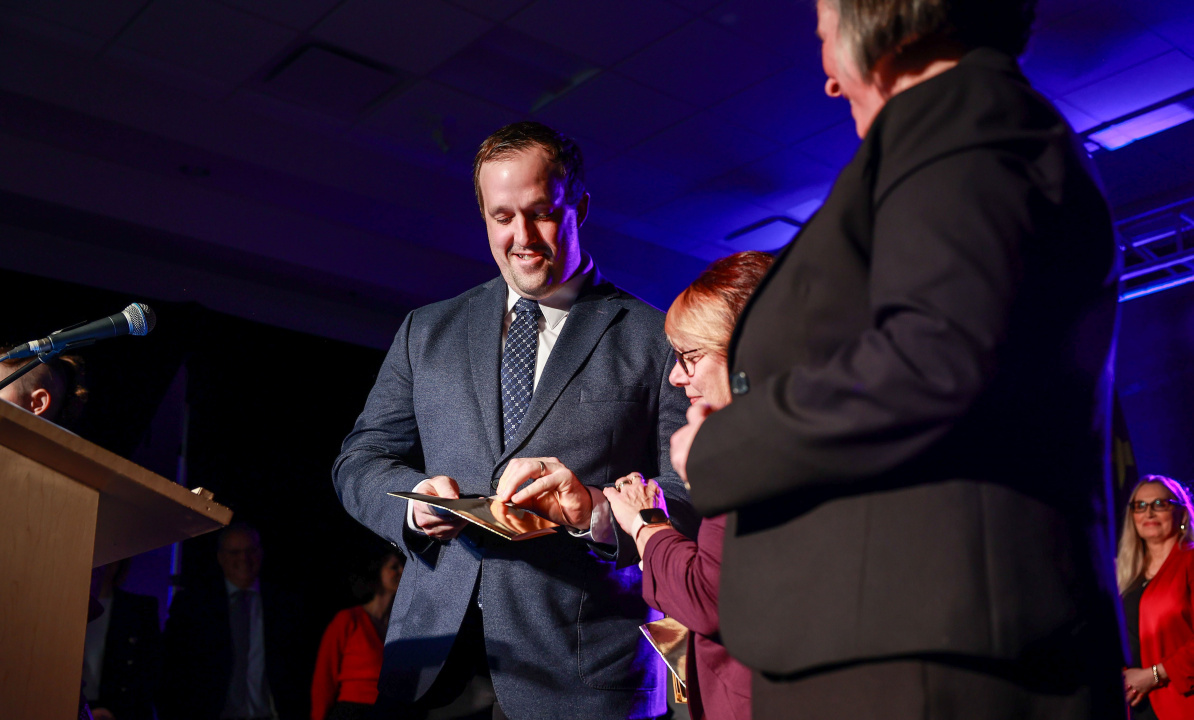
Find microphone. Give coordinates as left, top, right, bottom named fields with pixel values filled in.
left=0, top=303, right=157, bottom=361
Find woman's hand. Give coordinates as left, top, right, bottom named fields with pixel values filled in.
left=602, top=472, right=667, bottom=538
left=1124, top=666, right=1161, bottom=706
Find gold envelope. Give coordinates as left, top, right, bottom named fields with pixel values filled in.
left=640, top=616, right=690, bottom=691
left=388, top=492, right=561, bottom=541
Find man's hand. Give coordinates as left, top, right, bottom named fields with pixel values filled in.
left=411, top=475, right=468, bottom=541
left=495, top=457, right=594, bottom=529
left=670, top=402, right=716, bottom=486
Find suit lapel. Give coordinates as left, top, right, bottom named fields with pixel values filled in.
left=468, top=279, right=506, bottom=464
left=498, top=276, right=621, bottom=465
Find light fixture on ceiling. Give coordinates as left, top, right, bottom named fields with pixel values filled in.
left=1084, top=89, right=1194, bottom=152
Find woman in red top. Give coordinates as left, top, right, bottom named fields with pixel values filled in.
left=1120, top=474, right=1194, bottom=719
left=311, top=551, right=403, bottom=720
left=605, top=251, right=773, bottom=720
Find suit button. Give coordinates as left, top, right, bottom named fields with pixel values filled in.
left=127, top=659, right=134, bottom=666
left=128, top=636, right=137, bottom=644
left=730, top=371, right=750, bottom=395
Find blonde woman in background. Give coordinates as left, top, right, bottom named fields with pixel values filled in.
left=1119, top=475, right=1194, bottom=719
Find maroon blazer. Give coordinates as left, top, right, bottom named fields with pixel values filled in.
left=642, top=515, right=751, bottom=720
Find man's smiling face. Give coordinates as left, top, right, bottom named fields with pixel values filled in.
left=479, top=146, right=587, bottom=300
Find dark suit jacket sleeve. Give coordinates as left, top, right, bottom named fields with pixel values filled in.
left=333, top=312, right=434, bottom=554
left=689, top=148, right=1045, bottom=516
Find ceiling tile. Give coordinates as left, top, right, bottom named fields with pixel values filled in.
left=710, top=64, right=846, bottom=145
left=534, top=71, right=695, bottom=148
left=0, top=9, right=106, bottom=59
left=701, top=143, right=837, bottom=213
left=263, top=45, right=405, bottom=117
left=507, top=0, right=692, bottom=66
left=616, top=17, right=789, bottom=107
left=666, top=0, right=721, bottom=13
left=220, top=0, right=342, bottom=30
left=792, top=120, right=859, bottom=170
left=360, top=79, right=521, bottom=169
left=705, top=0, right=817, bottom=57
left=627, top=110, right=779, bottom=186
left=313, top=0, right=491, bottom=75
left=444, top=0, right=534, bottom=21
left=585, top=156, right=689, bottom=217
left=1022, top=4, right=1173, bottom=96
left=1062, top=51, right=1194, bottom=124
left=0, top=0, right=147, bottom=39
left=1054, top=99, right=1100, bottom=133
left=1124, top=0, right=1194, bottom=56
left=645, top=189, right=776, bottom=247
left=114, top=0, right=296, bottom=85
left=431, top=26, right=598, bottom=113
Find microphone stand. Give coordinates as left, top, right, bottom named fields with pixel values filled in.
left=0, top=347, right=64, bottom=393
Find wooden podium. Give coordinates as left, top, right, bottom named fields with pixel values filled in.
left=0, top=401, right=232, bottom=719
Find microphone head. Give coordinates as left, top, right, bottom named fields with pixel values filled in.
left=123, top=303, right=157, bottom=336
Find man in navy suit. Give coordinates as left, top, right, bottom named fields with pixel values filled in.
left=333, top=121, right=692, bottom=720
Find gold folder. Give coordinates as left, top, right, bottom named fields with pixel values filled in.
left=388, top=492, right=561, bottom=541
left=640, top=616, right=690, bottom=701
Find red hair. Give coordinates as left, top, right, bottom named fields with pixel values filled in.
left=665, top=251, right=774, bottom=355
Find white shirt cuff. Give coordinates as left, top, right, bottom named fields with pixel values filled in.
left=405, top=478, right=434, bottom=535
left=567, top=486, right=616, bottom=546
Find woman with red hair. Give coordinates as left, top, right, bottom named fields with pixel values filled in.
left=604, top=251, right=773, bottom=720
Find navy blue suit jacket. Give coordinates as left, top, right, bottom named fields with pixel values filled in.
left=334, top=269, right=693, bottom=719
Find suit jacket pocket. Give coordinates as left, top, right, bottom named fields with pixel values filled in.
left=577, top=562, right=664, bottom=691
left=580, top=384, right=649, bottom=404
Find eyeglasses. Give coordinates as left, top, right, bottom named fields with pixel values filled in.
left=672, top=347, right=704, bottom=376
left=1129, top=498, right=1182, bottom=513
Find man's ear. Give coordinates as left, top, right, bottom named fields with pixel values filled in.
left=575, top=192, right=590, bottom=228
left=27, top=387, right=53, bottom=417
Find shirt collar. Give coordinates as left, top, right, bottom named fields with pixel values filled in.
left=225, top=577, right=261, bottom=596
left=505, top=252, right=594, bottom=331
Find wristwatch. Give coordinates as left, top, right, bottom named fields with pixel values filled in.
left=632, top=507, right=671, bottom=540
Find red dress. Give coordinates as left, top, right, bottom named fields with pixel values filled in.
left=642, top=515, right=752, bottom=720
left=1141, top=542, right=1194, bottom=719
left=310, top=605, right=384, bottom=720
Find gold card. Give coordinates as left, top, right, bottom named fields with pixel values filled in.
left=640, top=617, right=689, bottom=692
left=388, top=492, right=561, bottom=541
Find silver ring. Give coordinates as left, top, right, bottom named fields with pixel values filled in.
left=538, top=460, right=547, bottom=478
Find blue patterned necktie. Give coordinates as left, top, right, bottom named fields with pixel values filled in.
left=501, top=297, right=541, bottom=448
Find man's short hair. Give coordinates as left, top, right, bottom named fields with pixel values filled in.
left=0, top=347, right=88, bottom=428
left=826, top=0, right=1037, bottom=75
left=472, top=121, right=586, bottom=212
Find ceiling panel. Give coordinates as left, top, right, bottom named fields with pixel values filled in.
left=359, top=79, right=521, bottom=170
left=0, top=0, right=148, bottom=39
left=700, top=143, right=838, bottom=215
left=507, top=0, right=692, bottom=66
left=791, top=119, right=859, bottom=170
left=444, top=0, right=534, bottom=22
left=313, top=0, right=491, bottom=75
left=705, top=0, right=818, bottom=57
left=616, top=17, right=790, bottom=107
left=626, top=110, right=779, bottom=186
left=1022, top=3, right=1173, bottom=96
left=533, top=71, right=695, bottom=148
left=219, top=0, right=342, bottom=30
left=113, top=0, right=296, bottom=85
left=430, top=26, right=597, bottom=113
left=585, top=156, right=690, bottom=218
left=1062, top=51, right=1194, bottom=123
left=646, top=189, right=776, bottom=250
left=1124, top=0, right=1194, bottom=57
left=710, top=64, right=846, bottom=145
left=262, top=45, right=405, bottom=117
